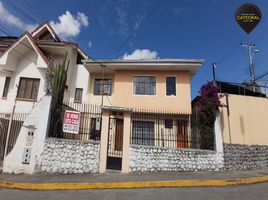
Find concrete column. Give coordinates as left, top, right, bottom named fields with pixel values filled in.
left=3, top=95, right=52, bottom=174
left=215, top=113, right=223, bottom=153
left=121, top=112, right=131, bottom=173
left=99, top=110, right=110, bottom=173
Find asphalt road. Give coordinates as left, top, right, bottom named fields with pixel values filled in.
left=0, top=182, right=268, bottom=200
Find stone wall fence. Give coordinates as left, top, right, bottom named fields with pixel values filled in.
left=223, top=143, right=268, bottom=170
left=40, top=138, right=100, bottom=174
left=129, top=114, right=225, bottom=172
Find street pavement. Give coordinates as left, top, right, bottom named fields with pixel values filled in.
left=1, top=169, right=268, bottom=184
left=0, top=169, right=268, bottom=199
left=0, top=182, right=267, bottom=200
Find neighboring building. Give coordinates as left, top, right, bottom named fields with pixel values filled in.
left=192, top=81, right=268, bottom=171
left=192, top=81, right=267, bottom=145
left=0, top=22, right=89, bottom=113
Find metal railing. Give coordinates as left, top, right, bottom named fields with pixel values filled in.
left=130, top=108, right=215, bottom=150
left=0, top=112, right=28, bottom=167
left=54, top=102, right=102, bottom=141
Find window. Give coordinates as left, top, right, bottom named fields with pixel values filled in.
left=133, top=76, right=156, bottom=95
left=74, top=88, right=83, bottom=102
left=17, top=77, right=40, bottom=100
left=94, top=79, right=112, bottom=96
left=166, top=77, right=176, bottom=96
left=2, top=77, right=11, bottom=98
left=165, top=119, right=173, bottom=129
left=132, top=121, right=154, bottom=146
left=89, top=117, right=101, bottom=140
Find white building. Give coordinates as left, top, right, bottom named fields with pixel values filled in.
left=0, top=22, right=90, bottom=113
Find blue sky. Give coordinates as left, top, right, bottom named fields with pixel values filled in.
left=0, top=0, right=268, bottom=98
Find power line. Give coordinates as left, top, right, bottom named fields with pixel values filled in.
left=0, top=27, right=48, bottom=68
left=110, top=0, right=163, bottom=57
left=4, top=0, right=39, bottom=24
left=198, top=13, right=268, bottom=85
left=22, top=0, right=46, bottom=22
left=0, top=26, right=110, bottom=77
left=0, top=27, right=11, bottom=36
left=256, top=70, right=268, bottom=81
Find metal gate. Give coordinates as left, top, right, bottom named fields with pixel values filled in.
left=106, top=117, right=123, bottom=170
left=0, top=113, right=27, bottom=168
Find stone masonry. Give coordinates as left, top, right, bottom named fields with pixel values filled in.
left=130, top=145, right=224, bottom=172
left=41, top=138, right=99, bottom=174
left=224, top=143, right=268, bottom=170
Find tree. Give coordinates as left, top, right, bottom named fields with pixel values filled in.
left=197, top=82, right=220, bottom=150
left=47, top=53, right=69, bottom=138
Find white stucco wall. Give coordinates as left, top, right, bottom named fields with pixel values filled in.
left=0, top=74, right=6, bottom=97
left=74, top=64, right=90, bottom=103
left=0, top=50, right=46, bottom=113
left=0, top=47, right=89, bottom=113
left=3, top=95, right=51, bottom=174
left=50, top=49, right=89, bottom=104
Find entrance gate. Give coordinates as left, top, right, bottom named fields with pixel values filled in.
left=0, top=113, right=27, bottom=168
left=0, top=115, right=9, bottom=168
left=106, top=117, right=123, bottom=170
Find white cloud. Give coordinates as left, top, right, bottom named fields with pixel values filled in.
left=50, top=11, right=89, bottom=39
left=0, top=3, right=88, bottom=39
left=0, top=2, right=38, bottom=32
left=122, top=49, right=158, bottom=60
left=78, top=12, right=89, bottom=26
left=88, top=41, right=92, bottom=48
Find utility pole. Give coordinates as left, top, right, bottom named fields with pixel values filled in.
left=212, top=62, right=216, bottom=85
left=241, top=43, right=258, bottom=92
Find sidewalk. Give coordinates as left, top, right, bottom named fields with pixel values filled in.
left=0, top=169, right=268, bottom=190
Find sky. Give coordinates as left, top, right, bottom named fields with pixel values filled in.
left=0, top=0, right=268, bottom=98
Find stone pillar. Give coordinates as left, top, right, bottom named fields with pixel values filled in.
left=99, top=110, right=110, bottom=173
left=121, top=112, right=131, bottom=173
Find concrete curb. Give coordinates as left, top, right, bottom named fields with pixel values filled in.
left=0, top=175, right=268, bottom=190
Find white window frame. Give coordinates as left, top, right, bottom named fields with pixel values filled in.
left=132, top=75, right=157, bottom=96
left=165, top=76, right=176, bottom=96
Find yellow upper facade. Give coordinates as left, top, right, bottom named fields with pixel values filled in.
left=84, top=59, right=204, bottom=114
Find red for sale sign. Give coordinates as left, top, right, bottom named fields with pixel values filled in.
left=62, top=110, right=81, bottom=134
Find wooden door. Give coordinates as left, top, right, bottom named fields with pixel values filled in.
left=177, top=120, right=188, bottom=148
left=115, top=119, right=123, bottom=151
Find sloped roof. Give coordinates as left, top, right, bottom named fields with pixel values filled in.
left=0, top=36, right=18, bottom=56
left=0, top=32, right=49, bottom=66
left=31, top=21, right=87, bottom=59
left=0, top=21, right=88, bottom=63
left=31, top=21, right=61, bottom=42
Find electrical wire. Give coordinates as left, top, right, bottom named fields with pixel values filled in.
left=22, top=0, right=46, bottom=22
left=0, top=27, right=48, bottom=68
left=197, top=12, right=268, bottom=85
left=0, top=27, right=11, bottom=36
left=110, top=0, right=163, bottom=57
left=4, top=0, right=39, bottom=24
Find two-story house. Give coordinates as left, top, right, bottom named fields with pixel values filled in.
left=85, top=59, right=202, bottom=109
left=83, top=59, right=203, bottom=171
left=0, top=22, right=89, bottom=114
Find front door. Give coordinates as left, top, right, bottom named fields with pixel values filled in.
left=177, top=120, right=188, bottom=148
left=106, top=118, right=123, bottom=170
